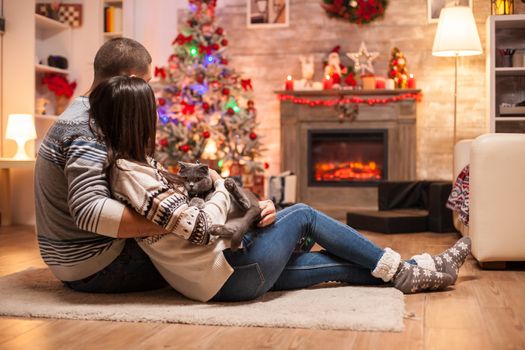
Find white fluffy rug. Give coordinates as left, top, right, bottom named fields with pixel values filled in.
left=0, top=268, right=405, bottom=331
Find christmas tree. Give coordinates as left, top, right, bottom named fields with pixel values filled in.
left=154, top=0, right=265, bottom=173
left=388, top=47, right=409, bottom=89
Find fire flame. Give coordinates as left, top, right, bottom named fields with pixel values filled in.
left=314, top=161, right=382, bottom=182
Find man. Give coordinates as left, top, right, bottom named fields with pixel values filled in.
left=35, top=38, right=275, bottom=293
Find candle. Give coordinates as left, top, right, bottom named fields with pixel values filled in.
left=407, top=74, right=416, bottom=89
left=492, top=0, right=513, bottom=15
left=285, top=75, right=294, bottom=90
left=323, top=74, right=333, bottom=90
left=386, top=79, right=395, bottom=90
left=375, top=77, right=386, bottom=89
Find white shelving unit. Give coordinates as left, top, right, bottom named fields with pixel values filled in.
left=486, top=15, right=525, bottom=133
left=102, top=0, right=124, bottom=43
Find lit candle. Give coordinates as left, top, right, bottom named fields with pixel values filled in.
left=407, top=74, right=416, bottom=89
left=323, top=74, right=333, bottom=90
left=285, top=75, right=294, bottom=90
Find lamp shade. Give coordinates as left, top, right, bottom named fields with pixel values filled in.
left=5, top=114, right=37, bottom=141
left=432, top=6, right=482, bottom=57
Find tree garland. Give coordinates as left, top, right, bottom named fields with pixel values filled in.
left=320, top=0, right=388, bottom=25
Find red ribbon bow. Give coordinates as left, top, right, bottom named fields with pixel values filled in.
left=154, top=67, right=167, bottom=79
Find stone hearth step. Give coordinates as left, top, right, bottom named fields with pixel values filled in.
left=346, top=209, right=429, bottom=234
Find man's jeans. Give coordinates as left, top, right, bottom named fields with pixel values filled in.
left=212, top=203, right=387, bottom=301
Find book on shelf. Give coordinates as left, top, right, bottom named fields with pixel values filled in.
left=104, top=6, right=122, bottom=33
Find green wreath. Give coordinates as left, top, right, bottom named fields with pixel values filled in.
left=321, top=0, right=388, bottom=25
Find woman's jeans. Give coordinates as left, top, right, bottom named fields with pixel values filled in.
left=212, top=203, right=387, bottom=302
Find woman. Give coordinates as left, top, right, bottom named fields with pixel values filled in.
left=89, top=76, right=470, bottom=302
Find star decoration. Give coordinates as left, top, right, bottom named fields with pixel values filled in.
left=346, top=42, right=379, bottom=75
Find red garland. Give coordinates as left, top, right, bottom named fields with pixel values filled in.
left=277, top=92, right=422, bottom=107
left=41, top=74, right=77, bottom=98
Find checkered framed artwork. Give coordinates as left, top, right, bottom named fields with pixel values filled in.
left=36, top=3, right=83, bottom=28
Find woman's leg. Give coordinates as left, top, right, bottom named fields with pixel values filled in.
left=212, top=203, right=455, bottom=301
left=271, top=250, right=385, bottom=291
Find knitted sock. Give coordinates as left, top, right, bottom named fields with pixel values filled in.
left=410, top=237, right=471, bottom=284
left=371, top=248, right=402, bottom=282
left=392, top=262, right=454, bottom=294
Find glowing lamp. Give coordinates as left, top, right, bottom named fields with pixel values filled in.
left=5, top=114, right=37, bottom=160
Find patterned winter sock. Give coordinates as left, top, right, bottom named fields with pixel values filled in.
left=410, top=237, right=471, bottom=284
left=371, top=248, right=401, bottom=282
left=392, top=262, right=454, bottom=294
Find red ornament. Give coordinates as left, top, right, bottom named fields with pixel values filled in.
left=247, top=100, right=255, bottom=108
left=158, top=98, right=166, bottom=106
left=241, top=78, right=253, bottom=91
left=220, top=39, right=228, bottom=46
left=202, top=131, right=211, bottom=139
left=216, top=27, right=224, bottom=35
left=196, top=74, right=204, bottom=84
left=264, top=162, right=270, bottom=169
left=221, top=58, right=228, bottom=65
left=212, top=43, right=220, bottom=51
left=180, top=144, right=190, bottom=152
left=222, top=88, right=230, bottom=95
left=249, top=132, right=257, bottom=140
left=159, top=138, right=169, bottom=147
left=202, top=102, right=210, bottom=111
left=227, top=107, right=235, bottom=116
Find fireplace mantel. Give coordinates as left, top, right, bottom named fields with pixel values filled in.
left=276, top=89, right=421, bottom=220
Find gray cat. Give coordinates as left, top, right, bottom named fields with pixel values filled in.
left=178, top=161, right=262, bottom=251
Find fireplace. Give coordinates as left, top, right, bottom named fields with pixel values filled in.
left=278, top=89, right=419, bottom=219
left=308, top=130, right=388, bottom=186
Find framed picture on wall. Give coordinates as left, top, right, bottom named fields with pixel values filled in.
left=428, top=0, right=472, bottom=23
left=247, top=0, right=289, bottom=28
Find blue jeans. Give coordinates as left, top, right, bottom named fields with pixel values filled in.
left=212, top=203, right=388, bottom=302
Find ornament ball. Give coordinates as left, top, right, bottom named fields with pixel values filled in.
left=222, top=88, right=230, bottom=95
left=202, top=102, right=210, bottom=110
left=264, top=162, right=270, bottom=169
left=221, top=58, right=228, bottom=65
left=227, top=107, right=235, bottom=116
left=216, top=27, right=224, bottom=35
left=203, top=131, right=210, bottom=138
left=221, top=39, right=228, bottom=46
left=158, top=97, right=166, bottom=106
left=159, top=138, right=169, bottom=147
left=249, top=132, right=257, bottom=140
left=180, top=144, right=190, bottom=152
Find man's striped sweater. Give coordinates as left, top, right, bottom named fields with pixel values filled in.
left=34, top=96, right=127, bottom=281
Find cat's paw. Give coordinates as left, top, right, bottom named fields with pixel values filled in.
left=230, top=231, right=245, bottom=252
left=189, top=197, right=205, bottom=209
left=209, top=225, right=233, bottom=238
left=224, top=178, right=236, bottom=192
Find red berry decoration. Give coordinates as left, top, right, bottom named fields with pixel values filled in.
left=158, top=97, right=166, bottom=106
left=216, top=27, right=224, bottom=35
left=212, top=43, right=220, bottom=51
left=180, top=144, right=190, bottom=153
left=264, top=162, right=270, bottom=169
left=249, top=132, right=257, bottom=140
left=221, top=39, right=228, bottom=46
left=202, top=131, right=210, bottom=139
left=227, top=107, right=235, bottom=116
left=202, top=102, right=210, bottom=111
left=222, top=88, right=230, bottom=95
left=159, top=138, right=169, bottom=147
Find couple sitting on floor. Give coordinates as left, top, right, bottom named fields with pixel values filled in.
left=34, top=38, right=471, bottom=302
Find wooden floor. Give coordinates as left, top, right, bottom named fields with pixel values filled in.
left=1, top=226, right=524, bottom=350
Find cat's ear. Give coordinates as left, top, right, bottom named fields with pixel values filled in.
left=178, top=161, right=190, bottom=170
left=197, top=164, right=209, bottom=175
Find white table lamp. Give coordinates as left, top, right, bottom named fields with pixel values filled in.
left=5, top=114, right=37, bottom=160
left=432, top=6, right=482, bottom=145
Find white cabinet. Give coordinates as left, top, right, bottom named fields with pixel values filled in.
left=486, top=15, right=525, bottom=133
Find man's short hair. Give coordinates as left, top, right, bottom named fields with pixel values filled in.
left=93, top=37, right=152, bottom=81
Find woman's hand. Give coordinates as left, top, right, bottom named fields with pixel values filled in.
left=208, top=169, right=222, bottom=182
left=257, top=200, right=276, bottom=227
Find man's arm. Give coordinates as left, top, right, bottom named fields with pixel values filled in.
left=117, top=207, right=169, bottom=238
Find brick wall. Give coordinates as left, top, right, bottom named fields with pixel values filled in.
left=213, top=0, right=510, bottom=180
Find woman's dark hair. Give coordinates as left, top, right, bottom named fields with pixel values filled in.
left=88, top=76, right=182, bottom=186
